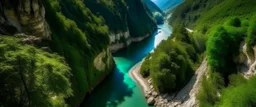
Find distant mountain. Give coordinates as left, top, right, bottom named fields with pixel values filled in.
left=142, top=0, right=165, bottom=24
left=151, top=0, right=184, bottom=12
left=143, top=0, right=165, bottom=15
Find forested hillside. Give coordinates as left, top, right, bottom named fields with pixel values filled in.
left=142, top=0, right=165, bottom=24
left=44, top=0, right=115, bottom=106
left=142, top=0, right=256, bottom=106
left=83, top=0, right=157, bottom=52
left=0, top=36, right=72, bottom=107
left=0, top=0, right=157, bottom=106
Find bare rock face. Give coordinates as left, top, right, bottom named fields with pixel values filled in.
left=0, top=0, right=50, bottom=39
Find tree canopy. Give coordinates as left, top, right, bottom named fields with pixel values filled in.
left=0, top=36, right=72, bottom=107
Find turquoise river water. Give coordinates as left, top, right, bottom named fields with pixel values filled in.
left=83, top=23, right=172, bottom=107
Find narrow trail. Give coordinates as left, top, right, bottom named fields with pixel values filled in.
left=169, top=58, right=207, bottom=107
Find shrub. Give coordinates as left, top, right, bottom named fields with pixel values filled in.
left=227, top=17, right=241, bottom=27
left=44, top=0, right=115, bottom=105
left=197, top=72, right=224, bottom=107
left=216, top=76, right=256, bottom=107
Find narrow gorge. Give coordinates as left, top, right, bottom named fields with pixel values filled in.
left=1, top=0, right=256, bottom=107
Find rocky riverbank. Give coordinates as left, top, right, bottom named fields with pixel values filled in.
left=129, top=59, right=208, bottom=107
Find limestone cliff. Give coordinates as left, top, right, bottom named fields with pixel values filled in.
left=0, top=0, right=50, bottom=39
left=236, top=42, right=256, bottom=78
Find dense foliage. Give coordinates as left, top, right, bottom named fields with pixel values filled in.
left=140, top=24, right=206, bottom=93
left=44, top=0, right=114, bottom=106
left=83, top=0, right=157, bottom=38
left=0, top=36, right=72, bottom=107
left=83, top=0, right=128, bottom=33
left=246, top=18, right=256, bottom=51
left=170, top=0, right=256, bottom=33
left=198, top=17, right=256, bottom=107
left=126, top=0, right=157, bottom=37
left=140, top=54, right=151, bottom=78
left=197, top=72, right=224, bottom=107
left=217, top=75, right=256, bottom=107
left=169, top=0, right=256, bottom=106
left=207, top=19, right=246, bottom=80
left=150, top=40, right=194, bottom=92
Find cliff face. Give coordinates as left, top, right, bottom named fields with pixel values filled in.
left=0, top=0, right=50, bottom=39
left=44, top=0, right=116, bottom=106
left=0, top=0, right=115, bottom=106
left=143, top=0, right=164, bottom=15
left=83, top=0, right=157, bottom=52
left=236, top=42, right=256, bottom=78
left=0, top=0, right=157, bottom=106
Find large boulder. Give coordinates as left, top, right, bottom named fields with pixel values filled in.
left=147, top=97, right=155, bottom=105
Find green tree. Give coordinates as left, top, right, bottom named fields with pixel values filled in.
left=149, top=40, right=194, bottom=93
left=0, top=37, right=72, bottom=107
left=140, top=55, right=151, bottom=78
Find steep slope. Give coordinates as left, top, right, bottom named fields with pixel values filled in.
left=170, top=0, right=256, bottom=32
left=0, top=36, right=72, bottom=107
left=0, top=0, right=159, bottom=106
left=44, top=0, right=115, bottom=106
left=169, top=0, right=256, bottom=107
left=137, top=0, right=256, bottom=106
left=142, top=0, right=165, bottom=15
left=83, top=0, right=157, bottom=52
left=142, top=0, right=165, bottom=24
left=0, top=1, right=73, bottom=105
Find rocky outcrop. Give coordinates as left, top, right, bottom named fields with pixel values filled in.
left=110, top=33, right=150, bottom=52
left=0, top=0, right=50, bottom=39
left=94, top=48, right=113, bottom=71
left=236, top=42, right=256, bottom=78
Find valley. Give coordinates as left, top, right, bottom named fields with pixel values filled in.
left=1, top=0, right=256, bottom=107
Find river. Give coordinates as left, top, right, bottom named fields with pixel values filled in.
left=82, top=23, right=172, bottom=107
